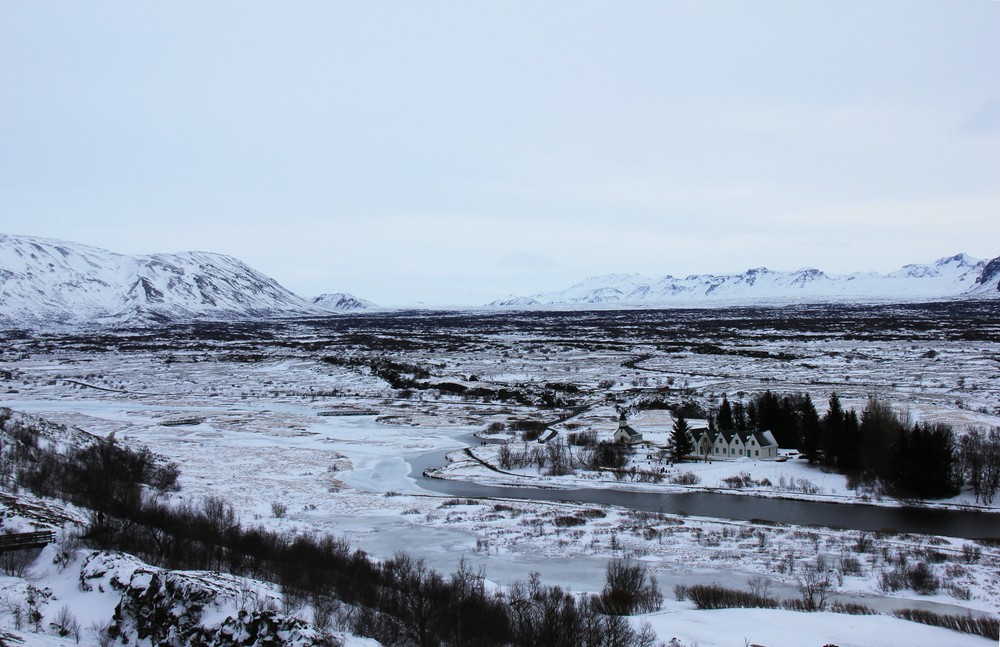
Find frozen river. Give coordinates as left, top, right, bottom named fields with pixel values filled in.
left=410, top=442, right=1000, bottom=541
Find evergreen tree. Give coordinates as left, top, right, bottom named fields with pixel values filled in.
left=798, top=394, right=821, bottom=464
left=859, top=396, right=905, bottom=479
left=839, top=409, right=862, bottom=472
left=821, top=392, right=845, bottom=467
left=670, top=416, right=694, bottom=463
left=889, top=422, right=959, bottom=499
left=750, top=391, right=790, bottom=445
left=716, top=396, right=735, bottom=431
left=732, top=401, right=750, bottom=432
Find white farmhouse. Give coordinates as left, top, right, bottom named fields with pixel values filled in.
left=694, top=429, right=778, bottom=460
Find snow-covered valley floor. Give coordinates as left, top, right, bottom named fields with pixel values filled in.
left=2, top=305, right=999, bottom=644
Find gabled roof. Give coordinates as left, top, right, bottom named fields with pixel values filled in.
left=754, top=430, right=778, bottom=447
left=717, top=429, right=737, bottom=444
left=696, top=428, right=717, bottom=444
left=616, top=424, right=641, bottom=437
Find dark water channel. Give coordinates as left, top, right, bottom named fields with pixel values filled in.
left=409, top=445, right=1000, bottom=541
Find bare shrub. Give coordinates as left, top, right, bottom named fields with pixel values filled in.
left=53, top=529, right=83, bottom=571
left=893, top=608, right=999, bottom=640
left=0, top=546, right=34, bottom=577
left=554, top=515, right=587, bottom=528
left=907, top=562, right=940, bottom=595
left=311, top=593, right=341, bottom=632
left=51, top=604, right=81, bottom=642
left=829, top=601, right=877, bottom=615
left=797, top=565, right=832, bottom=610
left=281, top=583, right=308, bottom=616
left=1, top=593, right=24, bottom=630
left=721, top=472, right=754, bottom=489
left=497, top=443, right=514, bottom=470
left=271, top=501, right=288, bottom=519
left=686, top=584, right=778, bottom=610
left=669, top=471, right=700, bottom=485
left=948, top=583, right=972, bottom=600
left=879, top=564, right=908, bottom=592
left=484, top=421, right=506, bottom=434
left=596, top=559, right=664, bottom=615
left=89, top=620, right=114, bottom=647
left=961, top=543, right=982, bottom=564
left=746, top=575, right=771, bottom=599
left=840, top=555, right=863, bottom=577
left=567, top=430, right=597, bottom=447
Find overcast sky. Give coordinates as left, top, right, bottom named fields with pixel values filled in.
left=2, top=2, right=999, bottom=306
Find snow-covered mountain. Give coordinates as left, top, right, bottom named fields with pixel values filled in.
left=0, top=233, right=329, bottom=327
left=969, top=256, right=1000, bottom=296
left=490, top=253, right=1000, bottom=307
left=311, top=292, right=376, bottom=312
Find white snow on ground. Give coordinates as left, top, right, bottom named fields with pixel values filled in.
left=0, top=545, right=362, bottom=646
left=2, top=314, right=999, bottom=645
left=440, top=403, right=1000, bottom=513
left=638, top=603, right=995, bottom=647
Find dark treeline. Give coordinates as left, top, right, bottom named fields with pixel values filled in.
left=2, top=411, right=661, bottom=646
left=2, top=409, right=180, bottom=512
left=708, top=392, right=1000, bottom=501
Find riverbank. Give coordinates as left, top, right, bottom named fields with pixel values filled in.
left=441, top=433, right=1000, bottom=515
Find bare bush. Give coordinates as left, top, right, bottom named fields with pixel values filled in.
left=948, top=583, right=972, bottom=600
left=879, top=564, right=908, bottom=592
left=51, top=604, right=81, bottom=642
left=961, top=543, right=982, bottom=564
left=1, top=593, right=24, bottom=630
left=0, top=546, right=34, bottom=577
left=746, top=575, right=771, bottom=599
left=596, top=559, right=664, bottom=615
left=907, top=562, right=940, bottom=595
left=797, top=565, right=832, bottom=610
left=893, top=608, right=999, bottom=639
left=53, top=529, right=83, bottom=571
left=686, top=584, right=778, bottom=610
left=840, top=555, right=863, bottom=576
left=89, top=620, right=114, bottom=647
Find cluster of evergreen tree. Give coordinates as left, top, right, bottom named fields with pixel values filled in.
left=709, top=391, right=823, bottom=457
left=708, top=392, right=978, bottom=499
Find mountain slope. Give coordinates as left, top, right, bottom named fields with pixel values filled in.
left=0, top=233, right=327, bottom=326
left=490, top=254, right=996, bottom=307
left=311, top=292, right=376, bottom=312
left=969, top=255, right=1000, bottom=296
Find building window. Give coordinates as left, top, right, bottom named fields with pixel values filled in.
left=755, top=450, right=759, bottom=456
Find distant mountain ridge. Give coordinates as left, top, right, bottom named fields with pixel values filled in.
left=490, top=253, right=1000, bottom=307
left=0, top=233, right=333, bottom=327
left=311, top=292, right=376, bottom=312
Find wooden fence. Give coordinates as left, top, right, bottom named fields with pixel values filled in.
left=0, top=530, right=57, bottom=552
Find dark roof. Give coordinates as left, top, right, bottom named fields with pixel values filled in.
left=616, top=424, right=641, bottom=437
left=752, top=430, right=777, bottom=447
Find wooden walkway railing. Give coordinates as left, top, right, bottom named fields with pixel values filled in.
left=0, top=530, right=57, bottom=552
